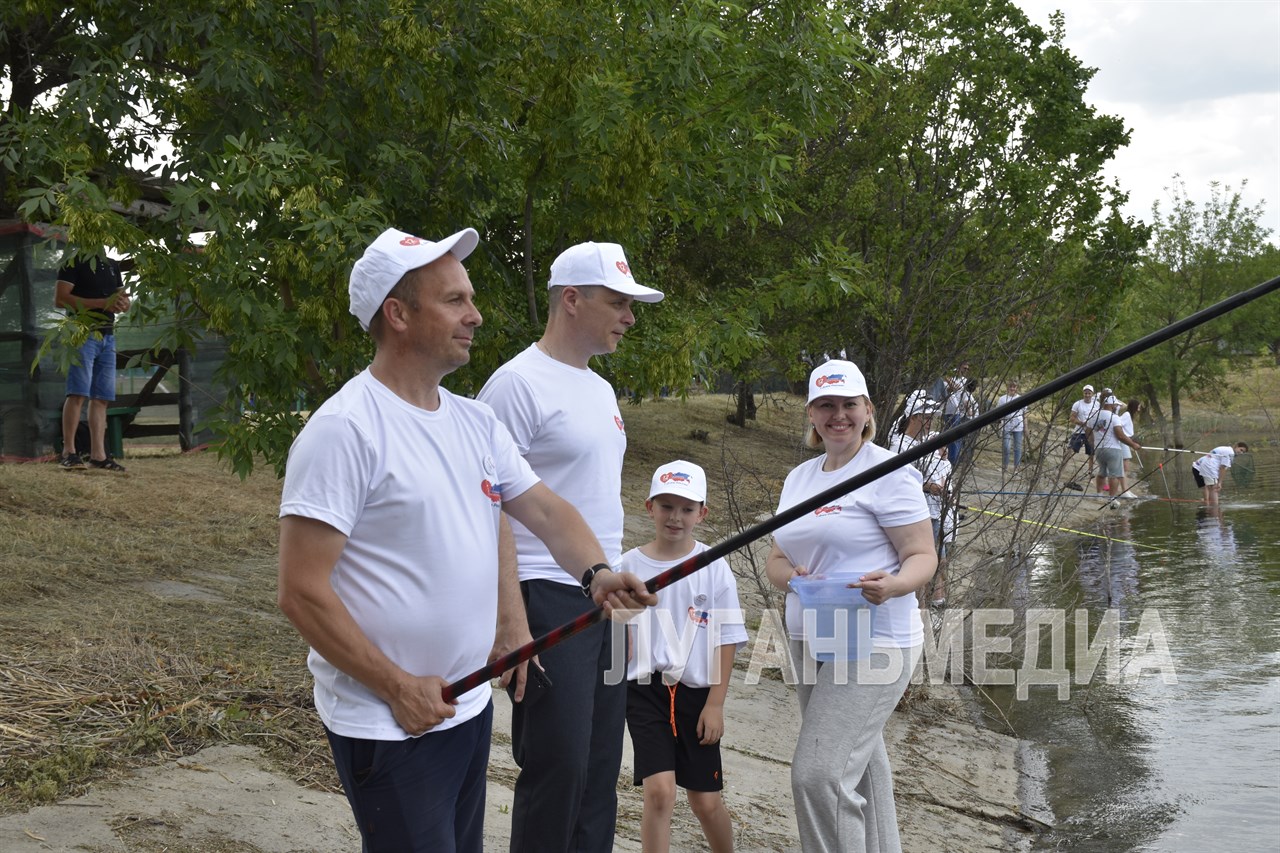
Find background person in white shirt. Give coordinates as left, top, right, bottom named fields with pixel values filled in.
left=1091, top=395, right=1143, bottom=496
left=1117, top=398, right=1142, bottom=479
left=1064, top=384, right=1100, bottom=486
left=995, top=380, right=1026, bottom=474
left=1191, top=443, right=1248, bottom=506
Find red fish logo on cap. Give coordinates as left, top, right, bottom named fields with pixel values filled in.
left=616, top=261, right=631, bottom=277
left=815, top=374, right=846, bottom=388
left=661, top=471, right=692, bottom=484
left=400, top=236, right=421, bottom=246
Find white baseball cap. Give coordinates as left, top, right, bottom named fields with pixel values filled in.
left=904, top=389, right=939, bottom=417
left=648, top=459, right=707, bottom=503
left=548, top=242, right=664, bottom=302
left=807, top=359, right=869, bottom=403
left=349, top=227, right=479, bottom=330
left=1082, top=384, right=1094, bottom=392
left=1102, top=395, right=1119, bottom=406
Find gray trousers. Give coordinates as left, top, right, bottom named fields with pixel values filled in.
left=788, top=641, right=921, bottom=853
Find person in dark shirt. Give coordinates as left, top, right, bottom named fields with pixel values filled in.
left=55, top=253, right=131, bottom=471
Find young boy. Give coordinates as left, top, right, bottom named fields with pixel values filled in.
left=1192, top=443, right=1248, bottom=506
left=624, top=460, right=747, bottom=853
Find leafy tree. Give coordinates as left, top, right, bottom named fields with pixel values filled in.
left=1107, top=178, right=1275, bottom=445
left=6, top=1, right=863, bottom=475
left=667, top=0, right=1139, bottom=437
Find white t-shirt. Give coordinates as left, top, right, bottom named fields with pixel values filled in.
left=1193, top=447, right=1235, bottom=480
left=923, top=452, right=951, bottom=521
left=995, top=393, right=1025, bottom=433
left=1092, top=409, right=1123, bottom=451
left=1117, top=412, right=1134, bottom=459
left=773, top=442, right=930, bottom=647
left=622, top=542, right=748, bottom=687
left=280, top=370, right=540, bottom=739
left=478, top=345, right=627, bottom=582
left=1071, top=397, right=1099, bottom=431
left=944, top=389, right=976, bottom=418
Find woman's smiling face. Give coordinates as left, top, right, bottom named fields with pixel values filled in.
left=808, top=395, right=871, bottom=448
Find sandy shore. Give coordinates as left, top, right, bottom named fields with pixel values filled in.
left=0, top=674, right=1034, bottom=852
left=4, top=444, right=1114, bottom=851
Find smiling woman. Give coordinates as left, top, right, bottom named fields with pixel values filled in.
left=764, top=358, right=938, bottom=853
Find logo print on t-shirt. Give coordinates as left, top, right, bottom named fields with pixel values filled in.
left=814, top=505, right=841, bottom=516
left=481, top=480, right=503, bottom=504
left=616, top=260, right=630, bottom=277
left=814, top=374, right=846, bottom=388
left=399, top=236, right=421, bottom=246
left=687, top=606, right=709, bottom=627
left=614, top=415, right=625, bottom=433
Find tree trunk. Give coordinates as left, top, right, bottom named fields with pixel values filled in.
left=1142, top=382, right=1168, bottom=446
left=522, top=188, right=539, bottom=326
left=726, top=380, right=756, bottom=427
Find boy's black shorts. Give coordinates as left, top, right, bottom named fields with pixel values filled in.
left=1068, top=430, right=1094, bottom=455
left=1191, top=466, right=1207, bottom=489
left=626, top=678, right=724, bottom=792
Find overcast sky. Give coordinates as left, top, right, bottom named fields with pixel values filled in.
left=1013, top=0, right=1280, bottom=244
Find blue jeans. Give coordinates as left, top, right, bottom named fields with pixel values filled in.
left=1002, top=430, right=1023, bottom=470
left=943, top=414, right=964, bottom=464
left=64, top=333, right=116, bottom=400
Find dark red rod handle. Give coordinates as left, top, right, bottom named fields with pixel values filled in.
left=443, top=274, right=1280, bottom=702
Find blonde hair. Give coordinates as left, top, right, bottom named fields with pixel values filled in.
left=805, top=396, right=876, bottom=449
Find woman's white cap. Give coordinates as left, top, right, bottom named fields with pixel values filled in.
left=807, top=359, right=868, bottom=403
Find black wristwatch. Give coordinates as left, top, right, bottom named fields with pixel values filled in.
left=580, top=563, right=611, bottom=597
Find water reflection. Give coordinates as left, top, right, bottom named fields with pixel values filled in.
left=984, top=497, right=1280, bottom=852
left=1074, top=514, right=1140, bottom=619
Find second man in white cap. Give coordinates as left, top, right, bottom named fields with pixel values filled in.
left=478, top=241, right=664, bottom=852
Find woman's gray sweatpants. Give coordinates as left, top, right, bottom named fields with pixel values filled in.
left=788, top=641, right=922, bottom=853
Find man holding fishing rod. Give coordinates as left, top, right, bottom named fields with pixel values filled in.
left=277, top=228, right=655, bottom=853
left=479, top=241, right=667, bottom=853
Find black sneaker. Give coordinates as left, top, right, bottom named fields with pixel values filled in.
left=60, top=453, right=86, bottom=470
left=87, top=456, right=126, bottom=472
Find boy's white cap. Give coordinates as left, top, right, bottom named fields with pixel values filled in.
left=648, top=459, right=706, bottom=503
left=349, top=227, right=479, bottom=330
left=1082, top=384, right=1094, bottom=392
left=807, top=359, right=869, bottom=403
left=548, top=242, right=664, bottom=302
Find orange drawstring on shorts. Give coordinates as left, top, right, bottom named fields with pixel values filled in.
left=667, top=683, right=679, bottom=738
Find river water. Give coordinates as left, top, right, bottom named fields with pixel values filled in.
left=983, top=448, right=1280, bottom=851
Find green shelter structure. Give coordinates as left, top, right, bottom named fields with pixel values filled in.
left=0, top=221, right=228, bottom=461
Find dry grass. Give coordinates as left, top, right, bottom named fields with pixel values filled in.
left=2, top=374, right=1272, bottom=816
left=0, top=392, right=808, bottom=814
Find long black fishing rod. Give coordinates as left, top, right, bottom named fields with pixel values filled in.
left=443, top=273, right=1280, bottom=701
